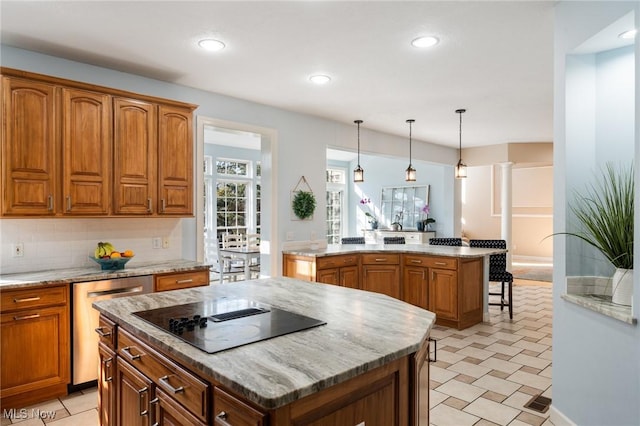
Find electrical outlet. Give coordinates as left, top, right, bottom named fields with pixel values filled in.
left=162, top=237, right=169, bottom=249
left=286, top=231, right=294, bottom=241
left=13, top=242, right=24, bottom=257
left=152, top=237, right=162, bottom=249
left=310, top=231, right=317, bottom=240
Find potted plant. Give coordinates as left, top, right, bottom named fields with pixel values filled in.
left=364, top=212, right=378, bottom=230
left=391, top=213, right=403, bottom=231
left=560, top=162, right=634, bottom=305
left=418, top=204, right=435, bottom=231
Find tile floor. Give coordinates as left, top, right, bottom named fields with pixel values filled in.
left=2, top=280, right=553, bottom=426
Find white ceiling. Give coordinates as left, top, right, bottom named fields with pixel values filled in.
left=0, top=1, right=561, bottom=148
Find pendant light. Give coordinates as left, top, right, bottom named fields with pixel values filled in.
left=405, top=119, right=416, bottom=182
left=353, top=120, right=364, bottom=182
left=454, top=109, right=467, bottom=179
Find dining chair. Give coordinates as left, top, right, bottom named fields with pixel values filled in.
left=383, top=236, right=405, bottom=244
left=245, top=233, right=261, bottom=278
left=469, top=239, right=513, bottom=319
left=341, top=237, right=365, bottom=244
left=428, top=237, right=462, bottom=246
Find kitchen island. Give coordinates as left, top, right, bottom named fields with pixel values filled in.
left=283, top=244, right=504, bottom=329
left=93, top=277, right=435, bottom=425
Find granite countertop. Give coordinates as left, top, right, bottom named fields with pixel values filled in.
left=93, top=277, right=436, bottom=410
left=0, top=260, right=210, bottom=289
left=283, top=243, right=504, bottom=258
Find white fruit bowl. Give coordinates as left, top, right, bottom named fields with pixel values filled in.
left=89, top=256, right=133, bottom=271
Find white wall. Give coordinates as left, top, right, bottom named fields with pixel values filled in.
left=0, top=45, right=458, bottom=276
left=553, top=2, right=639, bottom=425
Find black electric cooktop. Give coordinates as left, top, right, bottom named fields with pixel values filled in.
left=132, top=298, right=326, bottom=354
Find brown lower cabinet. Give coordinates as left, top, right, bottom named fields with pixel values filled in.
left=0, top=284, right=70, bottom=409
left=101, top=315, right=428, bottom=425
left=283, top=252, right=484, bottom=330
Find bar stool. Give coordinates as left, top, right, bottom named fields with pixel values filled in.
left=469, top=239, right=513, bottom=319
left=429, top=237, right=462, bottom=246
left=341, top=237, right=365, bottom=244
left=383, top=236, right=405, bottom=244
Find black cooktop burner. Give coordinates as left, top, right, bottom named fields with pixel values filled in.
left=132, top=298, right=326, bottom=354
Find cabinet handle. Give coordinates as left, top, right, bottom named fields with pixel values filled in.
left=121, top=346, right=142, bottom=361
left=159, top=375, right=184, bottom=394
left=66, top=196, right=72, bottom=212
left=411, top=259, right=423, bottom=264
left=375, top=258, right=387, bottom=262
left=150, top=397, right=159, bottom=426
left=147, top=198, right=153, bottom=213
left=428, top=337, right=438, bottom=363
left=161, top=199, right=166, bottom=212
left=435, top=262, right=447, bottom=266
left=13, top=296, right=41, bottom=303
left=215, top=411, right=232, bottom=426
left=175, top=279, right=193, bottom=284
left=102, top=357, right=113, bottom=382
left=94, top=327, right=112, bottom=337
left=138, top=386, right=149, bottom=416
left=47, top=194, right=54, bottom=211
left=13, top=313, right=40, bottom=321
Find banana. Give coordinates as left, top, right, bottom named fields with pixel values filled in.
left=95, top=241, right=116, bottom=258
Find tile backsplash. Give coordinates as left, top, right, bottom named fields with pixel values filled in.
left=1, top=218, right=184, bottom=275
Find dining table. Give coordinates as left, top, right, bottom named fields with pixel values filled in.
left=218, top=246, right=261, bottom=282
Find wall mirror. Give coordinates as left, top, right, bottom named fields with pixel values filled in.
left=380, top=185, right=429, bottom=229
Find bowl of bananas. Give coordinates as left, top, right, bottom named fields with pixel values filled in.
left=91, top=242, right=135, bottom=270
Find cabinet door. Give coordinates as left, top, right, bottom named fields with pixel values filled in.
left=157, top=105, right=193, bottom=215
left=362, top=265, right=400, bottom=298
left=428, top=268, right=458, bottom=321
left=99, top=343, right=116, bottom=426
left=113, top=97, right=157, bottom=215
left=155, top=388, right=207, bottom=426
left=0, top=305, right=69, bottom=398
left=283, top=255, right=316, bottom=281
left=402, top=266, right=428, bottom=309
left=317, top=268, right=339, bottom=286
left=115, top=358, right=153, bottom=426
left=340, top=265, right=359, bottom=289
left=61, top=88, right=112, bottom=215
left=1, top=77, right=57, bottom=215
left=213, top=387, right=266, bottom=426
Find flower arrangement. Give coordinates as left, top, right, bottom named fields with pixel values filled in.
left=421, top=204, right=435, bottom=229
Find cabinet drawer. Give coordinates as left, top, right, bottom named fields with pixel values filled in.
left=316, top=255, right=358, bottom=270
left=1, top=285, right=68, bottom=312
left=405, top=233, right=423, bottom=243
left=214, top=387, right=266, bottom=426
left=361, top=254, right=400, bottom=265
left=118, top=329, right=209, bottom=422
left=154, top=270, right=209, bottom=292
left=95, top=315, right=117, bottom=350
left=413, top=256, right=458, bottom=270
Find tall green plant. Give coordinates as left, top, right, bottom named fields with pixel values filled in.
left=563, top=163, right=634, bottom=269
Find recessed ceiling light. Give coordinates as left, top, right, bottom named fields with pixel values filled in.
left=411, top=36, right=439, bottom=48
left=309, top=75, right=331, bottom=85
left=618, top=29, right=637, bottom=39
left=198, top=39, right=226, bottom=52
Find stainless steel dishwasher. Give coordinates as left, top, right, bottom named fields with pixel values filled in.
left=72, top=275, right=153, bottom=386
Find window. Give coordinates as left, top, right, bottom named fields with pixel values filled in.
left=326, top=168, right=347, bottom=243
left=204, top=156, right=262, bottom=263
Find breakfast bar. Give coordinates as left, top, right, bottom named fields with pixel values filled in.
left=93, top=277, right=435, bottom=425
left=283, top=244, right=504, bottom=329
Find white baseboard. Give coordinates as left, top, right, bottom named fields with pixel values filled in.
left=512, top=255, right=553, bottom=264
left=549, top=405, right=576, bottom=426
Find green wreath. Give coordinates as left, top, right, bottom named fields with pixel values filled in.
left=292, top=191, right=316, bottom=219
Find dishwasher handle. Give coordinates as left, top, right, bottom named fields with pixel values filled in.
left=87, top=286, right=144, bottom=299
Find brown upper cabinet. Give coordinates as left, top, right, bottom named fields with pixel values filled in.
left=1, top=68, right=197, bottom=217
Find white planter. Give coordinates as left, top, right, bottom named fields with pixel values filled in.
left=611, top=268, right=633, bottom=306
